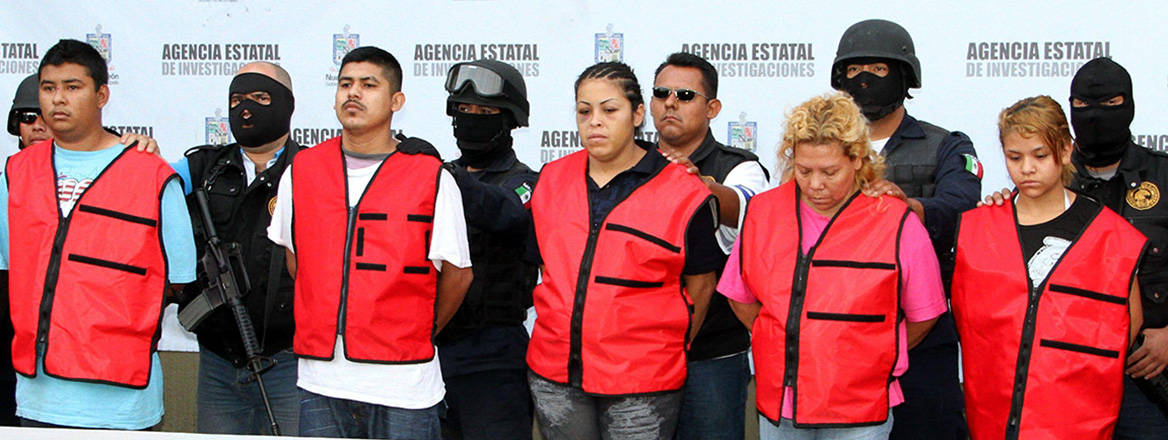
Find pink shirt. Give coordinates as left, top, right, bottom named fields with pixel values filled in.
left=718, top=198, right=947, bottom=419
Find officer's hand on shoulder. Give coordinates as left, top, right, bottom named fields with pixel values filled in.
left=394, top=133, right=442, bottom=161
left=977, top=187, right=1012, bottom=207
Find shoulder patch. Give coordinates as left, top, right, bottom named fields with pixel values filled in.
left=515, top=182, right=533, bottom=207
left=962, top=153, right=983, bottom=180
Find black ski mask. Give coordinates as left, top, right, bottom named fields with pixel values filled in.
left=1070, top=58, right=1135, bottom=167
left=453, top=111, right=512, bottom=168
left=228, top=73, right=294, bottom=148
left=837, top=58, right=907, bottom=121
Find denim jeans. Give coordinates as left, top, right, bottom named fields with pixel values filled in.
left=529, top=371, right=682, bottom=440
left=196, top=348, right=299, bottom=435
left=674, top=351, right=750, bottom=440
left=760, top=411, right=893, bottom=440
left=299, top=388, right=440, bottom=439
left=1114, top=375, right=1168, bottom=439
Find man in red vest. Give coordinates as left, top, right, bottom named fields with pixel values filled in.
left=267, top=46, right=473, bottom=439
left=0, top=39, right=196, bottom=429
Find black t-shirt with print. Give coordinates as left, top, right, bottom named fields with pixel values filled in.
left=1018, top=194, right=1099, bottom=285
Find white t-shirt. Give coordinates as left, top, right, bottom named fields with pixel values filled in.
left=872, top=136, right=891, bottom=155
left=267, top=158, right=471, bottom=409
left=716, top=161, right=770, bottom=254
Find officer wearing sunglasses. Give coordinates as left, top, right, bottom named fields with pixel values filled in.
left=7, top=74, right=50, bottom=150
left=651, top=52, right=770, bottom=440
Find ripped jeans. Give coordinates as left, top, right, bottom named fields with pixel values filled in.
left=528, top=371, right=682, bottom=440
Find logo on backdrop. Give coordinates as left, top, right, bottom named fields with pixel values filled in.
left=205, top=108, right=232, bottom=145
left=0, top=42, right=38, bottom=75
left=326, top=25, right=359, bottom=86
left=160, top=41, right=281, bottom=76
left=412, top=43, right=540, bottom=78
left=728, top=112, right=757, bottom=152
left=538, top=128, right=657, bottom=164
left=86, top=25, right=119, bottom=84
left=679, top=42, right=815, bottom=78
left=595, top=24, right=623, bottom=63
left=965, top=41, right=1111, bottom=77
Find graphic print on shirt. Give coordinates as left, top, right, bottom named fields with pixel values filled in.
left=1027, top=236, right=1070, bottom=285
left=57, top=172, right=93, bottom=215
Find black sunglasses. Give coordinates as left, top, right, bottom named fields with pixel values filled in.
left=652, top=86, right=710, bottom=102
left=16, top=110, right=39, bottom=124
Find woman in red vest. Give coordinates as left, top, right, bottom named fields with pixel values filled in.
left=952, top=95, right=1146, bottom=440
left=718, top=92, right=946, bottom=439
left=525, top=62, right=720, bottom=439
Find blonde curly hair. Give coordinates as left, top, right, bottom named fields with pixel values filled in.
left=778, top=91, right=885, bottom=188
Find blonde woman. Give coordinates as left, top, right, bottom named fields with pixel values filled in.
left=718, top=91, right=944, bottom=439
left=952, top=96, right=1145, bottom=439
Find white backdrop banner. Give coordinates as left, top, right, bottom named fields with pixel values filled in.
left=3, top=0, right=1167, bottom=350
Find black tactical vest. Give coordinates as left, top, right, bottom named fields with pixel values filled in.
left=437, top=159, right=539, bottom=345
left=180, top=140, right=301, bottom=366
left=1073, top=143, right=1168, bottom=330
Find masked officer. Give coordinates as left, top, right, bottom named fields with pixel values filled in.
left=169, top=61, right=302, bottom=435
left=1067, top=58, right=1168, bottom=439
left=434, top=59, right=538, bottom=440
left=652, top=52, right=769, bottom=440
left=832, top=19, right=980, bottom=440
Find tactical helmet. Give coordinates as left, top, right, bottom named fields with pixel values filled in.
left=7, top=74, right=39, bottom=136
left=831, top=19, right=921, bottom=90
left=445, top=59, right=529, bottom=127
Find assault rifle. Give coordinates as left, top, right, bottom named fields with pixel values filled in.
left=177, top=189, right=281, bottom=435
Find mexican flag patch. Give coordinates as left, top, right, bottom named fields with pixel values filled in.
left=962, top=153, right=983, bottom=180
left=515, top=182, right=533, bottom=208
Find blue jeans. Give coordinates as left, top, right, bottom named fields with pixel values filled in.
left=299, top=388, right=440, bottom=439
left=675, top=351, right=750, bottom=440
left=1114, top=375, right=1168, bottom=439
left=196, top=348, right=299, bottom=435
left=760, top=412, right=893, bottom=440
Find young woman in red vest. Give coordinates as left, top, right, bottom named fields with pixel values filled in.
left=525, top=62, right=720, bottom=439
left=952, top=95, right=1146, bottom=440
left=718, top=91, right=946, bottom=439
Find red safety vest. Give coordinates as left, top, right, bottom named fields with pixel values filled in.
left=953, top=198, right=1145, bottom=440
left=291, top=137, right=441, bottom=363
left=741, top=181, right=906, bottom=426
left=527, top=149, right=713, bottom=395
left=8, top=140, right=175, bottom=388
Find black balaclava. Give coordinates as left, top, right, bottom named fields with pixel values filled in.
left=1070, top=58, right=1135, bottom=167
left=228, top=73, right=294, bottom=148
left=837, top=57, right=907, bottom=121
left=453, top=111, right=512, bottom=168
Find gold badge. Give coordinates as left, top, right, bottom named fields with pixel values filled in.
left=268, top=196, right=278, bottom=216
left=1127, top=181, right=1160, bottom=211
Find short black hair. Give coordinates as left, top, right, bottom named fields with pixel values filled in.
left=654, top=52, right=718, bottom=98
left=575, top=62, right=645, bottom=134
left=340, top=46, right=403, bottom=92
left=39, top=39, right=108, bottom=87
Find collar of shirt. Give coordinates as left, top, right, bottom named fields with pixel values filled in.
left=586, top=140, right=665, bottom=190
left=883, top=112, right=925, bottom=152
left=685, top=129, right=720, bottom=164
left=1072, top=140, right=1145, bottom=190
